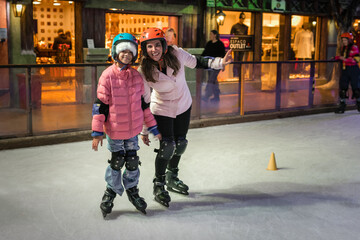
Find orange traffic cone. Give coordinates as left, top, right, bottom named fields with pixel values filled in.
left=267, top=152, right=278, bottom=171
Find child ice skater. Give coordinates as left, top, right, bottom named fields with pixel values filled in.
left=91, top=33, right=161, bottom=217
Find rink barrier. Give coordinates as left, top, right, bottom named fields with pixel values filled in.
left=0, top=106, right=355, bottom=150
left=0, top=60, right=357, bottom=148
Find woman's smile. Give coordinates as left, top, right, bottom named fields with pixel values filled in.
left=146, top=40, right=163, bottom=62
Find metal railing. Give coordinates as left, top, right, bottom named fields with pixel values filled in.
left=0, top=60, right=343, bottom=139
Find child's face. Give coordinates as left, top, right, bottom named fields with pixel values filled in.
left=118, top=50, right=133, bottom=64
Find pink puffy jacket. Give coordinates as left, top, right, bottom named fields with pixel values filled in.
left=335, top=45, right=359, bottom=67
left=92, top=64, right=157, bottom=140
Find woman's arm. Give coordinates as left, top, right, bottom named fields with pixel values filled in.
left=195, top=49, right=232, bottom=70
left=176, top=46, right=232, bottom=70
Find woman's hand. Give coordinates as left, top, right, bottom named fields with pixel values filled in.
left=141, top=134, right=150, bottom=146
left=223, top=49, right=233, bottom=66
left=155, top=133, right=162, bottom=141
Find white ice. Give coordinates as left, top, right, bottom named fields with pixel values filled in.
left=1, top=111, right=360, bottom=240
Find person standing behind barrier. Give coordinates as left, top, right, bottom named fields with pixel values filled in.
left=91, top=33, right=161, bottom=217
left=64, top=31, right=72, bottom=63
left=201, top=30, right=226, bottom=102
left=334, top=32, right=360, bottom=114
left=138, top=28, right=232, bottom=207
left=52, top=29, right=67, bottom=50
left=53, top=29, right=71, bottom=63
left=165, top=27, right=177, bottom=46
left=230, top=12, right=248, bottom=78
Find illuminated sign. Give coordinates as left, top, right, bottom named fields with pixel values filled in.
left=271, top=0, right=286, bottom=12
left=229, top=35, right=254, bottom=52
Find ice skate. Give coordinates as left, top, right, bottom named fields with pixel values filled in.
left=126, top=186, right=147, bottom=214
left=153, top=175, right=171, bottom=207
left=100, top=187, right=116, bottom=218
left=166, top=168, right=189, bottom=195
left=335, top=102, right=346, bottom=114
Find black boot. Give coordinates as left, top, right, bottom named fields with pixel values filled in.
left=357, top=101, right=360, bottom=112
left=100, top=187, right=116, bottom=218
left=335, top=101, right=346, bottom=114
left=126, top=186, right=147, bottom=214
left=166, top=168, right=189, bottom=195
left=153, top=175, right=171, bottom=207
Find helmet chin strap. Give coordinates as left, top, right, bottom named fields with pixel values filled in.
left=120, top=64, right=129, bottom=70
left=115, top=58, right=130, bottom=70
left=157, top=57, right=164, bottom=72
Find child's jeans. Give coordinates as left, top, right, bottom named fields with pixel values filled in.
left=105, top=135, right=140, bottom=196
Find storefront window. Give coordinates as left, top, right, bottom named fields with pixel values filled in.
left=33, top=1, right=75, bottom=64
left=352, top=19, right=360, bottom=50
left=258, top=13, right=280, bottom=90
left=291, top=15, right=316, bottom=60
left=219, top=11, right=252, bottom=36
left=290, top=15, right=317, bottom=79
left=218, top=11, right=252, bottom=81
left=262, top=13, right=280, bottom=61
left=105, top=13, right=178, bottom=57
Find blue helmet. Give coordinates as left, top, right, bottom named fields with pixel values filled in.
left=111, top=33, right=138, bottom=63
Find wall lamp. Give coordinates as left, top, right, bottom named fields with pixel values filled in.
left=216, top=9, right=226, bottom=26
left=12, top=0, right=25, bottom=17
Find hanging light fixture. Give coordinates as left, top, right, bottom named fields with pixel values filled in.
left=216, top=9, right=226, bottom=26
left=12, top=0, right=25, bottom=17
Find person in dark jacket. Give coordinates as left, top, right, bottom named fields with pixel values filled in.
left=65, top=31, right=72, bottom=50
left=53, top=29, right=71, bottom=63
left=201, top=30, right=226, bottom=102
left=230, top=12, right=248, bottom=78
left=52, top=29, right=69, bottom=50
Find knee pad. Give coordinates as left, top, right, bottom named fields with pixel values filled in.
left=125, top=155, right=140, bottom=171
left=339, top=89, right=348, bottom=99
left=109, top=151, right=125, bottom=171
left=156, top=140, right=176, bottom=160
left=174, top=138, right=188, bottom=156
left=352, top=89, right=360, bottom=99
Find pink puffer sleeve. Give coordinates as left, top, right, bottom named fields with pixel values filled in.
left=91, top=67, right=111, bottom=133
left=92, top=114, right=105, bottom=132
left=143, top=107, right=157, bottom=128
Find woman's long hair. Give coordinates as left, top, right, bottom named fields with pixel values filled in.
left=341, top=41, right=354, bottom=58
left=140, top=45, right=180, bottom=83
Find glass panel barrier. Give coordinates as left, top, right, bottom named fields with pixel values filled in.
left=281, top=62, right=310, bottom=109
left=244, top=62, right=277, bottom=113
left=185, top=65, right=199, bottom=119
left=0, top=67, right=29, bottom=137
left=0, top=60, right=342, bottom=139
left=313, top=61, right=340, bottom=106
left=199, top=66, right=240, bottom=118
left=31, top=66, right=94, bottom=134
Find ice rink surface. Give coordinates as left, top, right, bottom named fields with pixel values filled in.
left=1, top=111, right=360, bottom=240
